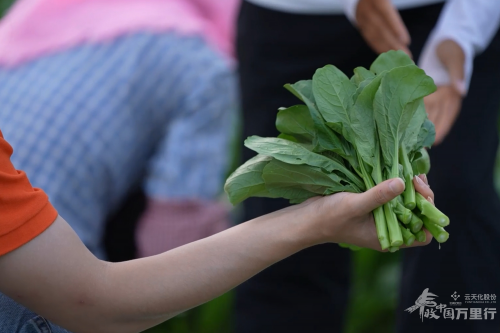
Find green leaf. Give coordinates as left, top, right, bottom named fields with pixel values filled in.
left=224, top=155, right=277, bottom=205
left=415, top=118, right=436, bottom=151
left=352, top=77, right=374, bottom=102
left=276, top=105, right=315, bottom=142
left=285, top=81, right=346, bottom=153
left=402, top=99, right=427, bottom=152
left=370, top=50, right=414, bottom=75
left=351, top=67, right=375, bottom=86
left=284, top=80, right=314, bottom=102
left=350, top=74, right=384, bottom=167
left=244, top=136, right=365, bottom=190
left=373, top=65, right=436, bottom=174
left=277, top=133, right=299, bottom=142
left=262, top=159, right=355, bottom=198
left=312, top=65, right=357, bottom=143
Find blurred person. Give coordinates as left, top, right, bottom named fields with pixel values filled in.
left=0, top=0, right=239, bottom=260
left=236, top=0, right=500, bottom=332
left=0, top=128, right=434, bottom=332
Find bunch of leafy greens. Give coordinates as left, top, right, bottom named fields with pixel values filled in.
left=225, top=51, right=450, bottom=251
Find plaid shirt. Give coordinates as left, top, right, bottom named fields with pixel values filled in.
left=0, top=32, right=236, bottom=258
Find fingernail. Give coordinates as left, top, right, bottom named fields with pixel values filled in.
left=427, top=196, right=434, bottom=204
left=420, top=174, right=429, bottom=187
left=390, top=178, right=405, bottom=194
left=414, top=175, right=426, bottom=187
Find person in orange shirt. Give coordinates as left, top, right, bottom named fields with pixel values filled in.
left=0, top=130, right=434, bottom=332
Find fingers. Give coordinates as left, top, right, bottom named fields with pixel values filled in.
left=357, top=0, right=412, bottom=57
left=351, top=178, right=405, bottom=214
left=413, top=175, right=434, bottom=203
left=373, top=0, right=410, bottom=45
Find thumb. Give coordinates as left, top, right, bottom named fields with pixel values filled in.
left=351, top=178, right=405, bottom=214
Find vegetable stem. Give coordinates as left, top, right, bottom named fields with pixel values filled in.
left=415, top=229, right=427, bottom=243
left=358, top=154, right=390, bottom=250
left=421, top=214, right=449, bottom=243
left=399, top=145, right=416, bottom=209
left=394, top=200, right=412, bottom=224
left=384, top=202, right=403, bottom=247
left=399, top=224, right=416, bottom=246
left=409, top=214, right=423, bottom=233
left=415, top=193, right=450, bottom=227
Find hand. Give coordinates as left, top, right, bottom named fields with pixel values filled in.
left=136, top=198, right=230, bottom=257
left=425, top=40, right=466, bottom=145
left=356, top=0, right=411, bottom=56
left=305, top=176, right=433, bottom=251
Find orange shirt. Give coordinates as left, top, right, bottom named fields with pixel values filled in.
left=0, top=130, right=57, bottom=256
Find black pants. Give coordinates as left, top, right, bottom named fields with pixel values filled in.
left=236, top=2, right=500, bottom=332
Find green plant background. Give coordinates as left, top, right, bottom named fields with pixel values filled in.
left=1, top=3, right=499, bottom=332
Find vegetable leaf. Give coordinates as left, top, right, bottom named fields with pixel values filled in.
left=312, top=65, right=357, bottom=143
left=224, top=155, right=278, bottom=205
left=416, top=118, right=436, bottom=151
left=350, top=74, right=384, bottom=167
left=370, top=50, right=414, bottom=75
left=262, top=159, right=355, bottom=197
left=373, top=65, right=436, bottom=173
left=245, top=136, right=365, bottom=190
left=351, top=66, right=375, bottom=86
left=402, top=99, right=427, bottom=152
left=276, top=104, right=315, bottom=142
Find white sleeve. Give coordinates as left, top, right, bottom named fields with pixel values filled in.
left=339, top=0, right=360, bottom=23
left=418, top=0, right=500, bottom=91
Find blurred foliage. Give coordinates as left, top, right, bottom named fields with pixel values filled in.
left=143, top=292, right=233, bottom=333
left=0, top=0, right=15, bottom=18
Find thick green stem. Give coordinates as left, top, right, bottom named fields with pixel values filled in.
left=399, top=224, right=416, bottom=246
left=399, top=145, right=416, bottom=209
left=394, top=200, right=412, bottom=224
left=415, top=229, right=427, bottom=243
left=421, top=214, right=449, bottom=243
left=384, top=202, right=403, bottom=247
left=389, top=246, right=400, bottom=253
left=383, top=163, right=404, bottom=247
left=415, top=193, right=450, bottom=227
left=358, top=154, right=390, bottom=250
left=409, top=214, right=423, bottom=233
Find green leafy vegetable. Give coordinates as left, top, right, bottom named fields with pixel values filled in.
left=225, top=51, right=450, bottom=251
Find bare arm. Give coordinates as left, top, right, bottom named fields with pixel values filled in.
left=0, top=178, right=431, bottom=333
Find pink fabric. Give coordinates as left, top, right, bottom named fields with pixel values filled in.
left=135, top=198, right=230, bottom=258
left=0, top=0, right=238, bottom=67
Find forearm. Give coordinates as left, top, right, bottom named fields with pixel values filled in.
left=107, top=203, right=316, bottom=330
left=0, top=203, right=318, bottom=333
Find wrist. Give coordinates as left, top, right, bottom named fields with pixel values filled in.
left=284, top=197, right=337, bottom=247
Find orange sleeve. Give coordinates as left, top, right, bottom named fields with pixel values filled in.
left=0, top=130, right=58, bottom=256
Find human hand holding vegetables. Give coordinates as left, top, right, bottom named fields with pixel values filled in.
left=308, top=176, right=432, bottom=251
left=425, top=39, right=466, bottom=145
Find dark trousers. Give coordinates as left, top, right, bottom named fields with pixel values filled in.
left=236, top=2, right=500, bottom=332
